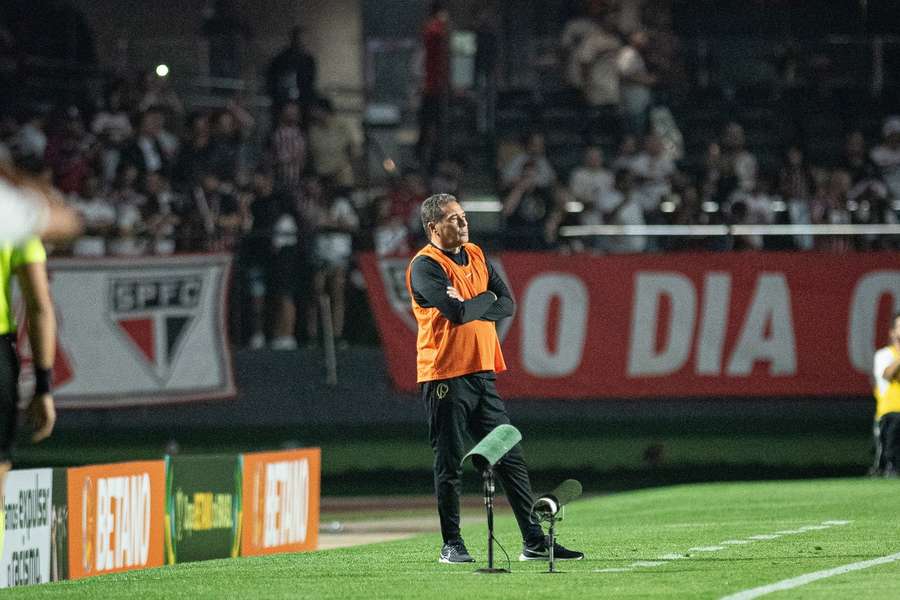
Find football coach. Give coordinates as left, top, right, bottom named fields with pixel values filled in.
left=406, top=193, right=583, bottom=564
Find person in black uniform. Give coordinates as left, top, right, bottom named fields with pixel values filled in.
left=407, top=193, right=583, bottom=564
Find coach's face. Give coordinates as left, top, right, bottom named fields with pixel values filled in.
left=430, top=200, right=469, bottom=251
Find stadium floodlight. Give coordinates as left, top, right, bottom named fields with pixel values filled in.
left=532, top=479, right=583, bottom=573
left=156, top=64, right=169, bottom=77
left=462, top=424, right=522, bottom=574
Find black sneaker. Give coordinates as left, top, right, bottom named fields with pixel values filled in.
left=519, top=536, right=584, bottom=561
left=439, top=539, right=475, bottom=564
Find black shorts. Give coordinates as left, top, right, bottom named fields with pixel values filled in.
left=0, top=334, right=20, bottom=463
left=269, top=246, right=308, bottom=297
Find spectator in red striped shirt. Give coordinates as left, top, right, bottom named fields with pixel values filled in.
left=269, top=101, right=306, bottom=195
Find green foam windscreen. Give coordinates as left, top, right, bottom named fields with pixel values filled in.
left=462, top=424, right=522, bottom=467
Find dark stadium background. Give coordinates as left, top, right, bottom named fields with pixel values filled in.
left=3, top=0, right=899, bottom=496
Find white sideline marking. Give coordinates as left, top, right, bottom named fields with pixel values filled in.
left=719, top=551, right=900, bottom=600
left=594, top=520, right=854, bottom=576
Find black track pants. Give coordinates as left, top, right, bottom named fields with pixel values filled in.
left=422, top=373, right=542, bottom=544
left=0, top=334, right=19, bottom=462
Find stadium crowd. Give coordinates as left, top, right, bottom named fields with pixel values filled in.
left=495, top=118, right=900, bottom=254
left=1, top=0, right=898, bottom=349
left=489, top=1, right=900, bottom=254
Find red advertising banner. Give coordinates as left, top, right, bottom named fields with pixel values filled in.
left=359, top=251, right=900, bottom=399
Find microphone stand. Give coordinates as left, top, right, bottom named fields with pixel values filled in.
left=475, top=467, right=508, bottom=574
left=533, top=479, right=581, bottom=574
left=547, top=511, right=558, bottom=573
left=534, top=501, right=563, bottom=574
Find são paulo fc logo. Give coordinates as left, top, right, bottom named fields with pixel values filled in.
left=107, top=277, right=202, bottom=384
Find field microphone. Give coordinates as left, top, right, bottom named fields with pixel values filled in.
left=462, top=425, right=523, bottom=574
left=532, top=479, right=583, bottom=519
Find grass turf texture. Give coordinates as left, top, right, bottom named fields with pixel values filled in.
left=14, top=419, right=873, bottom=494
left=8, top=478, right=900, bottom=599
left=16, top=431, right=869, bottom=469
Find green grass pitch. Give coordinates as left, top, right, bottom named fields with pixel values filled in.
left=7, top=478, right=900, bottom=599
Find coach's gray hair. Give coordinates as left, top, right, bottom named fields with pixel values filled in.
left=420, top=193, right=458, bottom=236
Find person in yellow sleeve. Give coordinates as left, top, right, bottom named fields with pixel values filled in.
left=873, top=312, right=900, bottom=477
left=0, top=236, right=58, bottom=550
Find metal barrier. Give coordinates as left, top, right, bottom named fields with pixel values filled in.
left=559, top=224, right=900, bottom=238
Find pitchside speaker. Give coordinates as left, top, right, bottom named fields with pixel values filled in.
left=462, top=424, right=522, bottom=574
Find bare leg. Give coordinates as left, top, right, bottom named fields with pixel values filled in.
left=306, top=270, right=326, bottom=341
left=272, top=294, right=296, bottom=339
left=329, top=266, right=347, bottom=339
left=0, top=461, right=10, bottom=554
left=249, top=294, right=265, bottom=344
left=0, top=461, right=9, bottom=493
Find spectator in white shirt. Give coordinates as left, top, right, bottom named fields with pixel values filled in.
left=69, top=174, right=116, bottom=256
left=574, top=20, right=622, bottom=110
left=870, top=116, right=900, bottom=202
left=141, top=172, right=182, bottom=255
left=560, top=11, right=597, bottom=91
left=305, top=179, right=360, bottom=348
left=728, top=177, right=777, bottom=251
left=12, top=110, right=47, bottom=160
left=612, top=134, right=640, bottom=172
left=91, top=81, right=134, bottom=183
left=501, top=132, right=557, bottom=190
left=630, top=133, right=675, bottom=215
left=617, top=30, right=656, bottom=136
left=596, top=168, right=646, bottom=254
left=721, top=122, right=758, bottom=193
left=569, top=146, right=613, bottom=224
left=373, top=196, right=410, bottom=257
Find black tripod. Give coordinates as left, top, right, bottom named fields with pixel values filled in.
left=532, top=479, right=583, bottom=574
left=462, top=424, right=522, bottom=574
